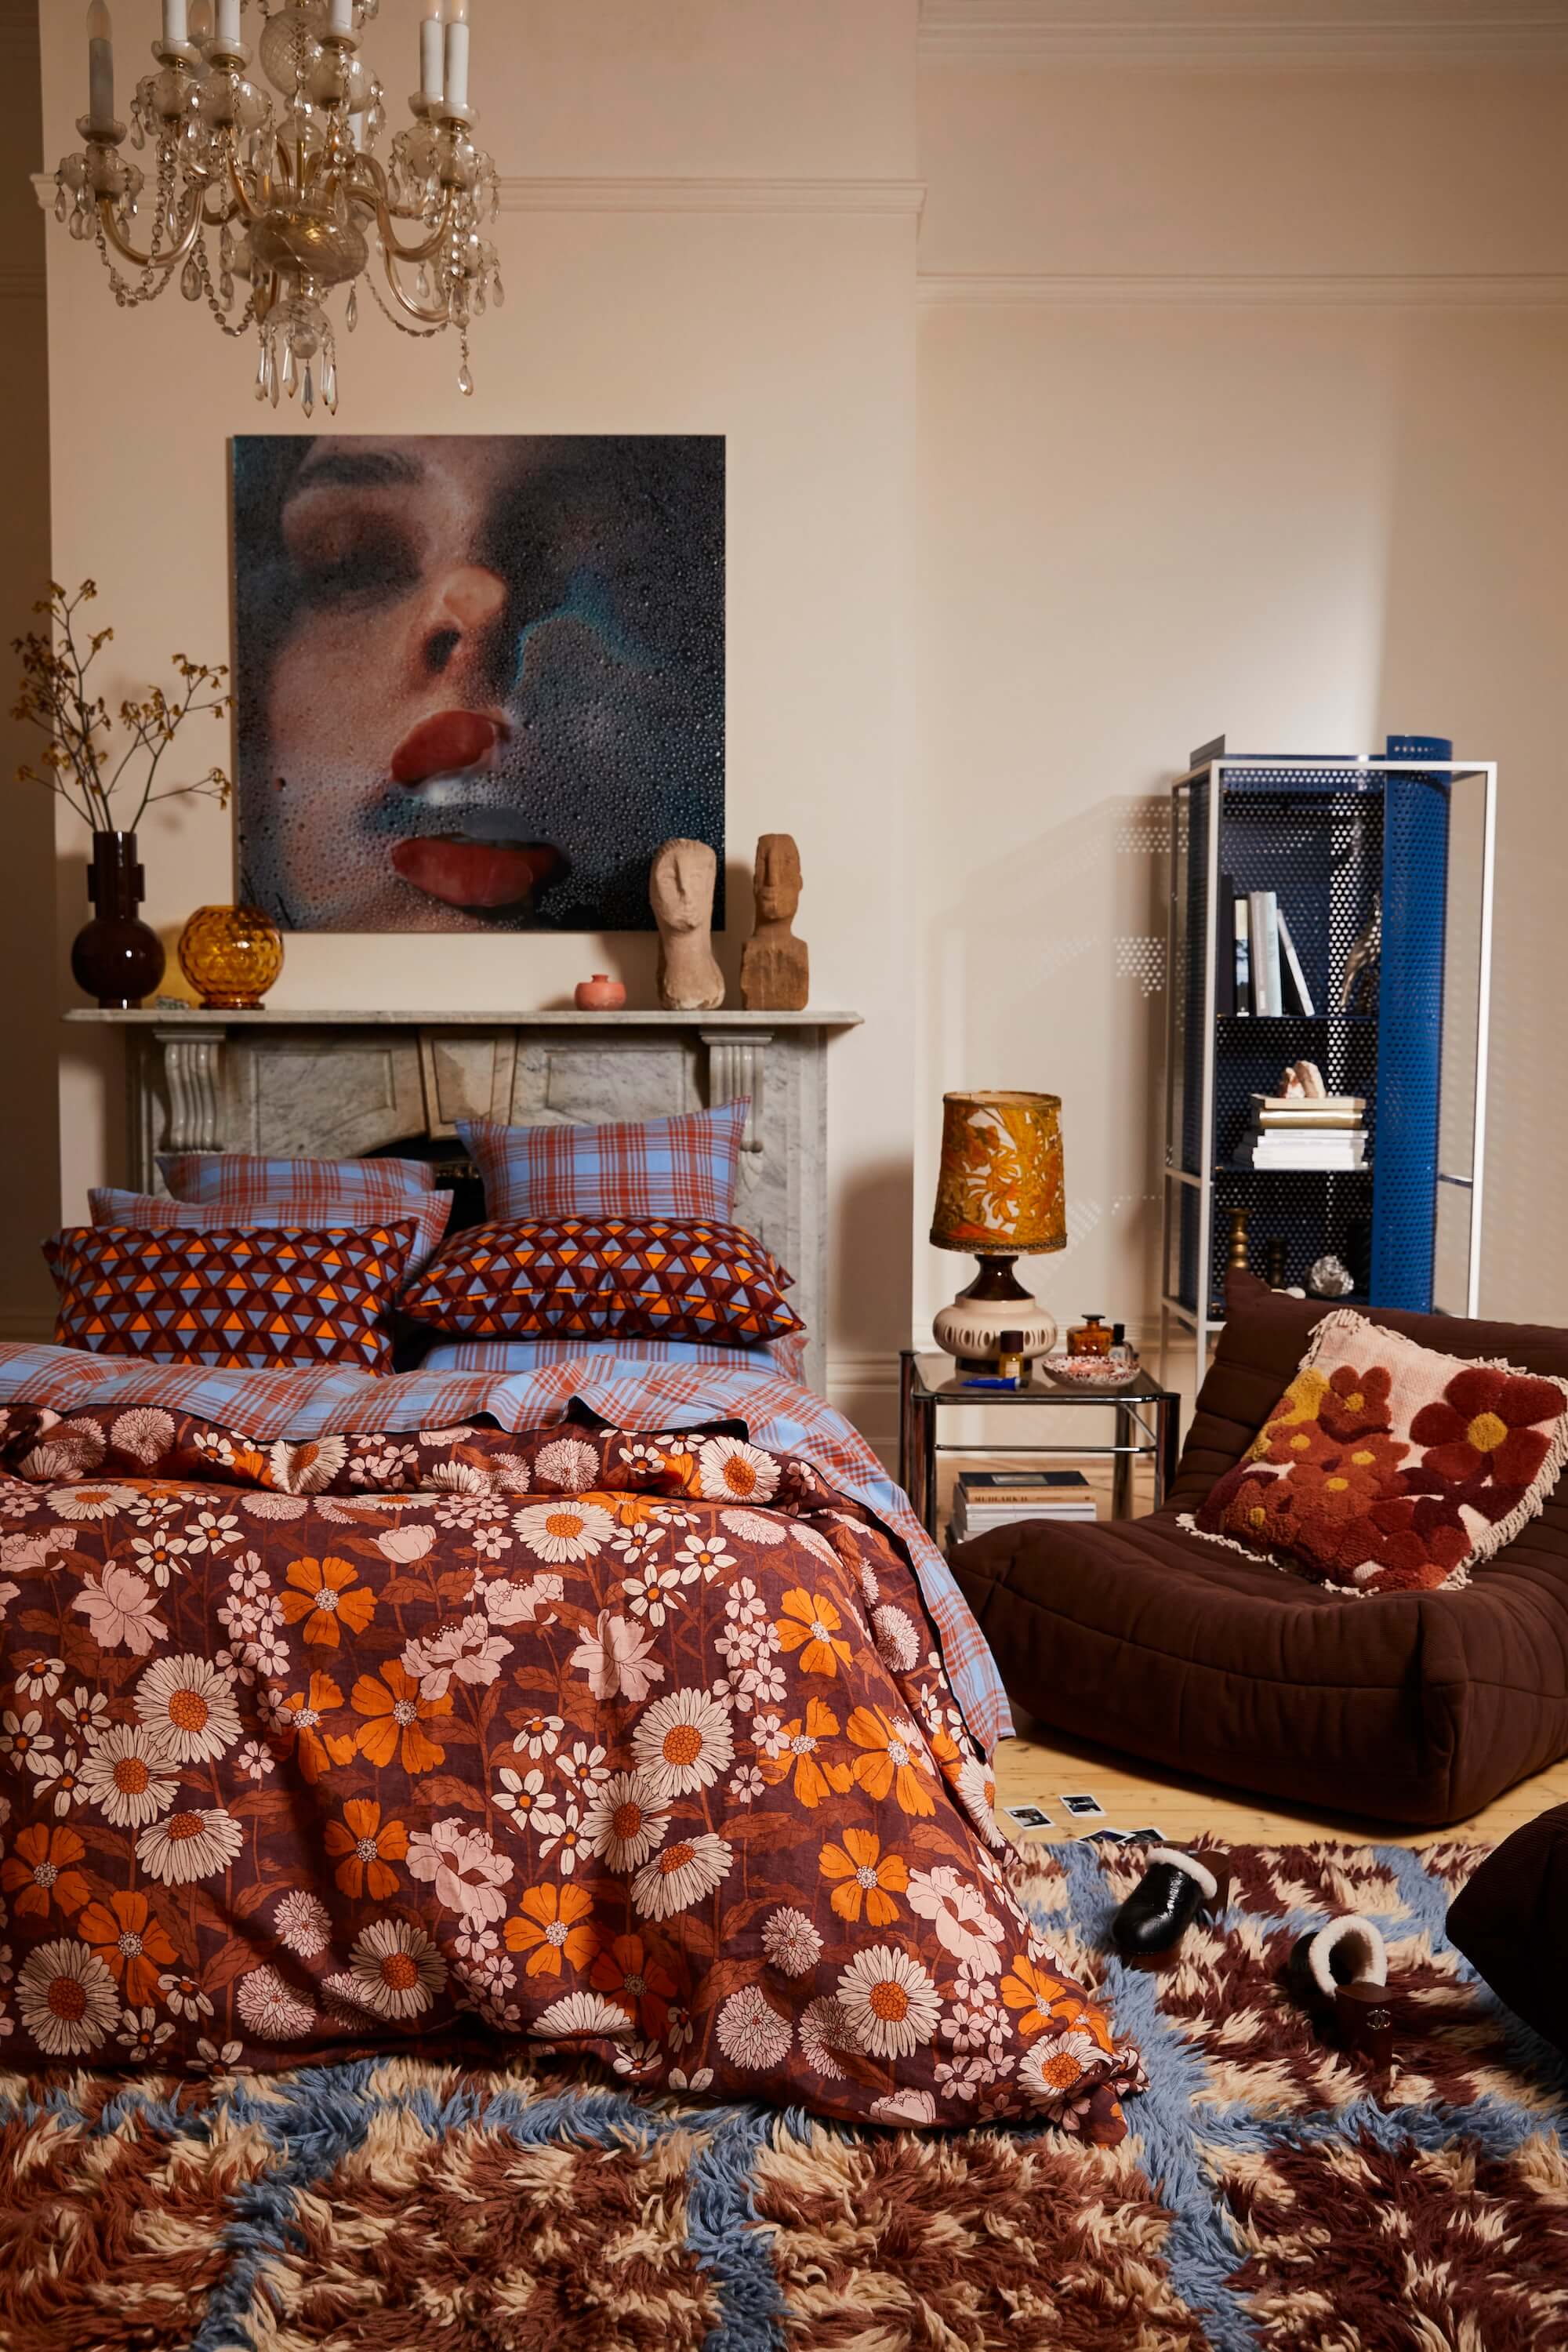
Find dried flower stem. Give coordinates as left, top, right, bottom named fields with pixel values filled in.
left=12, top=580, right=234, bottom=836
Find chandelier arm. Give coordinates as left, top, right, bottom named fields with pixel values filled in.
left=227, top=151, right=262, bottom=223
left=95, top=188, right=204, bottom=274
left=352, top=159, right=459, bottom=267
left=379, top=245, right=451, bottom=326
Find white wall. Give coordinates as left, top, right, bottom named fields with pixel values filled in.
left=916, top=56, right=1568, bottom=1348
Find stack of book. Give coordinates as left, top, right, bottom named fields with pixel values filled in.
left=1235, top=1093, right=1367, bottom=1170
left=951, top=1471, right=1097, bottom=1541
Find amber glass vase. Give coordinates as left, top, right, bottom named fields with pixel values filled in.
left=178, top=902, right=285, bottom=1010
left=71, top=831, right=165, bottom=1010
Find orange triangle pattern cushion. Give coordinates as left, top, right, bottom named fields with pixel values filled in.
left=45, top=1222, right=419, bottom=1373
left=400, top=1214, right=804, bottom=1349
left=1185, top=1307, right=1568, bottom=1595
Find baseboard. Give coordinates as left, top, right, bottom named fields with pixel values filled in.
left=826, top=1352, right=901, bottom=1471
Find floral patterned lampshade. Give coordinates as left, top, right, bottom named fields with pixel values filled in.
left=930, top=1091, right=1066, bottom=1255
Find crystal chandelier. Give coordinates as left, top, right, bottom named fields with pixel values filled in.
left=53, top=1, right=502, bottom=413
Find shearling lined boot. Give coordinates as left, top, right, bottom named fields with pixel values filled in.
left=1287, top=1916, right=1395, bottom=2067
left=1110, top=1846, right=1232, bottom=1970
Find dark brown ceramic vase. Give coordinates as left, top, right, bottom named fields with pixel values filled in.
left=71, top=830, right=165, bottom=1010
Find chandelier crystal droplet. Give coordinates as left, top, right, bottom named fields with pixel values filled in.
left=54, top=0, right=503, bottom=407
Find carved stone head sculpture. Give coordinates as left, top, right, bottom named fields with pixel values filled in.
left=753, top=833, right=803, bottom=927
left=740, top=830, right=808, bottom=1012
left=650, top=837, right=724, bottom=1011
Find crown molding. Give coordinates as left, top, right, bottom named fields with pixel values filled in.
left=32, top=169, right=926, bottom=220
left=919, top=269, right=1568, bottom=307
left=918, top=2, right=1568, bottom=67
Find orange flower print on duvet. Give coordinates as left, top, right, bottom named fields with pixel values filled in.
left=280, top=1556, right=377, bottom=1646
left=2, top=1822, right=90, bottom=1918
left=325, top=1798, right=408, bottom=1899
left=819, top=1828, right=908, bottom=1925
left=506, top=1882, right=596, bottom=1976
left=774, top=1588, right=851, bottom=1676
left=278, top=1672, right=350, bottom=1781
left=758, top=1698, right=853, bottom=1808
left=78, top=1888, right=177, bottom=2006
left=351, top=1659, right=452, bottom=1773
left=847, top=1706, right=937, bottom=1817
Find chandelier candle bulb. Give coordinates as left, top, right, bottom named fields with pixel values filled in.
left=162, top=0, right=187, bottom=46
left=86, top=1, right=114, bottom=133
left=190, top=0, right=212, bottom=39
left=328, top=0, right=353, bottom=33
left=444, top=21, right=470, bottom=111
left=216, top=0, right=239, bottom=41
left=419, top=3, right=444, bottom=102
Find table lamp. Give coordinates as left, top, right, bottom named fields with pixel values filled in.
left=929, top=1089, right=1066, bottom=1368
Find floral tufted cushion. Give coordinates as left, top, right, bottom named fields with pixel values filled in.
left=1184, top=1309, right=1568, bottom=1595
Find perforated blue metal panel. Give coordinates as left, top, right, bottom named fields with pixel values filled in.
left=1371, top=769, right=1450, bottom=1309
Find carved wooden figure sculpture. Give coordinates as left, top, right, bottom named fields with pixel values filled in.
left=740, top=833, right=809, bottom=1011
left=651, top=838, right=725, bottom=1011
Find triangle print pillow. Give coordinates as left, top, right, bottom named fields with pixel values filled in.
left=45, top=1221, right=419, bottom=1373
left=1185, top=1308, right=1568, bottom=1595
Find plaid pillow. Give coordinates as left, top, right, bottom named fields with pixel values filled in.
left=460, top=1102, right=746, bottom=1224
left=1187, top=1308, right=1568, bottom=1595
left=46, top=1223, right=419, bottom=1373
left=92, top=1187, right=452, bottom=1277
left=401, top=1214, right=802, bottom=1349
left=158, top=1153, right=437, bottom=1207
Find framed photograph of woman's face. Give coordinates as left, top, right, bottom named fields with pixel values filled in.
left=231, top=434, right=725, bottom=933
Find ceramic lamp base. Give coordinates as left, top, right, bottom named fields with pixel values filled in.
left=931, top=1254, right=1058, bottom=1371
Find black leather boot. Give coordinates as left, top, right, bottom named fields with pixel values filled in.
left=1110, top=1846, right=1232, bottom=1970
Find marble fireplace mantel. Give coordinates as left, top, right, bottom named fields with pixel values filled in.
left=67, top=1007, right=862, bottom=1389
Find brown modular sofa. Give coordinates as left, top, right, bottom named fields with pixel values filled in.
left=951, top=1274, right=1568, bottom=1827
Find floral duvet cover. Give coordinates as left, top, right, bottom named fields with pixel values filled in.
left=0, top=1396, right=1141, bottom=2139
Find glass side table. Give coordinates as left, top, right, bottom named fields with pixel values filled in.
left=898, top=1351, right=1181, bottom=1544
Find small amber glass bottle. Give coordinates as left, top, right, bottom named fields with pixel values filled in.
left=1066, top=1312, right=1112, bottom=1359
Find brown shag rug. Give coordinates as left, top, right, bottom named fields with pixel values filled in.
left=2, top=1836, right=1566, bottom=2350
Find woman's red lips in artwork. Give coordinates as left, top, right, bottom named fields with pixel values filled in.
left=389, top=708, right=560, bottom=909
left=390, top=837, right=561, bottom=909
left=390, top=709, right=503, bottom=785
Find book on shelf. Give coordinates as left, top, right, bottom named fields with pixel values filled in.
left=1236, top=1135, right=1367, bottom=1169
left=1232, top=894, right=1252, bottom=1014
left=1252, top=1093, right=1364, bottom=1113
left=1276, top=909, right=1316, bottom=1016
left=1217, top=873, right=1237, bottom=1017
left=1247, top=889, right=1283, bottom=1016
left=1250, top=1092, right=1365, bottom=1132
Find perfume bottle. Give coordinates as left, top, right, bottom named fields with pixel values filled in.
left=995, top=1328, right=1026, bottom=1385
left=1106, top=1322, right=1139, bottom=1374
left=1066, top=1312, right=1112, bottom=1359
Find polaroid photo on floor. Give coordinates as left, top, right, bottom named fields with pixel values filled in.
left=1058, top=1793, right=1107, bottom=1819
left=1002, top=1802, right=1054, bottom=1834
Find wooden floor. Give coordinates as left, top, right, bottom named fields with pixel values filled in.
left=992, top=1723, right=1568, bottom=1853
left=943, top=1446, right=1566, bottom=1853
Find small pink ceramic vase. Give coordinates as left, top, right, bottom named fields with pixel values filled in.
left=575, top=973, right=626, bottom=1011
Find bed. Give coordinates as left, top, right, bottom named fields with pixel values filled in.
left=0, top=1336, right=1142, bottom=2137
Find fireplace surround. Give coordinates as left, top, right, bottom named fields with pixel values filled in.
left=66, top=1007, right=862, bottom=1392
